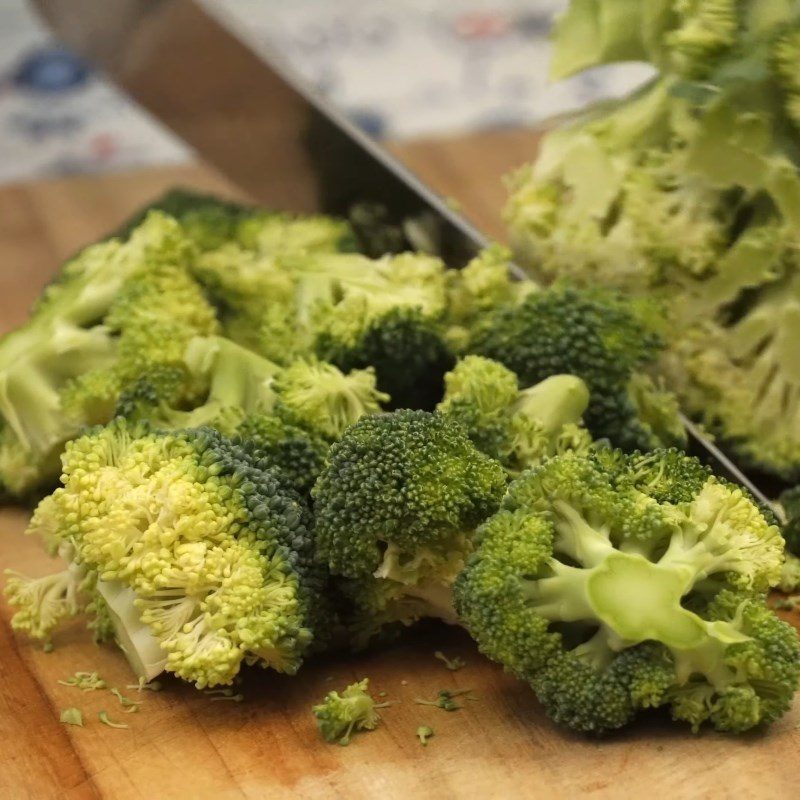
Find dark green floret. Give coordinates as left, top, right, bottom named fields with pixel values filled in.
left=455, top=449, right=797, bottom=734
left=468, top=285, right=685, bottom=452
left=313, top=409, right=506, bottom=642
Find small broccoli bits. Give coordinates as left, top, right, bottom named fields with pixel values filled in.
left=469, top=286, right=685, bottom=453
left=10, top=420, right=327, bottom=688
left=313, top=678, right=391, bottom=745
left=455, top=449, right=798, bottom=734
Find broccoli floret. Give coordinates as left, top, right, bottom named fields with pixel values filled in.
left=235, top=413, right=329, bottom=496
left=455, top=449, right=797, bottom=734
left=469, top=286, right=685, bottom=452
left=313, top=678, right=390, bottom=745
left=5, top=420, right=328, bottom=688
left=109, top=188, right=254, bottom=250
left=306, top=252, right=454, bottom=409
left=272, top=359, right=388, bottom=441
left=313, top=410, right=506, bottom=643
left=0, top=211, right=219, bottom=497
left=507, top=0, right=800, bottom=481
left=665, top=276, right=800, bottom=481
left=437, top=355, right=593, bottom=474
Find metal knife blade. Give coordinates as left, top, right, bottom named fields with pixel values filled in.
left=32, top=0, right=777, bottom=512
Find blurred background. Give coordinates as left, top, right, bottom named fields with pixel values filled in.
left=0, top=0, right=651, bottom=185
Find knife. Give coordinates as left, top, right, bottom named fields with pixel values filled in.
left=32, top=0, right=777, bottom=513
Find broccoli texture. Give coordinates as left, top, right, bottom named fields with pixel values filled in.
left=313, top=410, right=506, bottom=644
left=313, top=678, right=390, bottom=745
left=0, top=211, right=218, bottom=497
left=469, top=286, right=685, bottom=452
left=437, top=355, right=593, bottom=474
left=455, top=449, right=798, bottom=734
left=505, top=0, right=800, bottom=480
left=6, top=420, right=328, bottom=688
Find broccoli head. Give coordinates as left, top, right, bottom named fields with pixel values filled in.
left=6, top=419, right=328, bottom=688
left=437, top=355, right=593, bottom=474
left=469, top=285, right=685, bottom=452
left=0, top=211, right=219, bottom=497
left=455, top=449, right=797, bottom=734
left=313, top=410, right=506, bottom=643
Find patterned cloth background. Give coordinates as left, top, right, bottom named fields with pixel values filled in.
left=0, top=0, right=652, bottom=185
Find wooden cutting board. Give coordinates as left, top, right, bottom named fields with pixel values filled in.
left=1, top=145, right=799, bottom=800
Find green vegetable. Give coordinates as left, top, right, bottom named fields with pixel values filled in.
left=414, top=689, right=475, bottom=712
left=469, top=286, right=685, bottom=452
left=505, top=0, right=800, bottom=480
left=438, top=355, right=593, bottom=474
left=60, top=707, right=84, bottom=726
left=313, top=678, right=391, bottom=745
left=5, top=420, right=329, bottom=689
left=0, top=211, right=219, bottom=498
left=58, top=672, right=107, bottom=691
left=434, top=651, right=466, bottom=671
left=416, top=725, right=435, bottom=746
left=455, top=448, right=799, bottom=733
left=98, top=711, right=129, bottom=730
left=313, top=409, right=506, bottom=645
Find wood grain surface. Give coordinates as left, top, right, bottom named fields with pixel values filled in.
left=0, top=148, right=797, bottom=800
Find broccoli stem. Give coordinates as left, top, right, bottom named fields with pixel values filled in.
left=96, top=580, right=166, bottom=681
left=401, top=582, right=460, bottom=627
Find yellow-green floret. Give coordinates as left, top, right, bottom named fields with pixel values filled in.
left=5, top=419, right=328, bottom=688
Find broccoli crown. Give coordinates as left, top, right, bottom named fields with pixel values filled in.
left=469, top=286, right=682, bottom=451
left=455, top=449, right=796, bottom=734
left=235, top=413, right=329, bottom=496
left=0, top=212, right=219, bottom=497
left=313, top=409, right=507, bottom=582
left=306, top=252, right=454, bottom=408
left=109, top=188, right=254, bottom=249
left=438, top=355, right=593, bottom=473
left=313, top=678, right=384, bottom=745
left=13, top=419, right=327, bottom=688
left=273, top=359, right=388, bottom=441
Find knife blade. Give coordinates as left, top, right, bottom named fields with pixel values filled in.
left=32, top=0, right=777, bottom=513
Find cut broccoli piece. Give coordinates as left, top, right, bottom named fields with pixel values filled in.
left=455, top=449, right=797, bottom=734
left=313, top=678, right=390, bottom=745
left=469, top=286, right=685, bottom=452
left=5, top=420, right=329, bottom=688
left=313, top=409, right=506, bottom=644
left=438, top=355, right=593, bottom=474
left=0, top=211, right=219, bottom=497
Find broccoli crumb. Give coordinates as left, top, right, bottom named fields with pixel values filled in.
left=98, top=711, right=129, bottom=729
left=414, top=689, right=475, bottom=712
left=58, top=671, right=107, bottom=691
left=59, top=707, right=83, bottom=727
left=110, top=688, right=140, bottom=712
left=434, top=651, right=466, bottom=671
left=416, top=725, right=435, bottom=746
left=313, top=678, right=393, bottom=745
left=126, top=679, right=162, bottom=692
left=42, top=642, right=54, bottom=653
